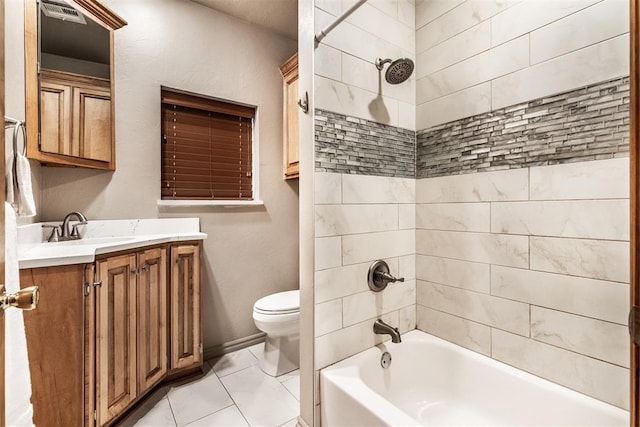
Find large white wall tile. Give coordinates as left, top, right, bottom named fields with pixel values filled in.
left=417, top=306, right=491, bottom=356
left=530, top=236, right=629, bottom=283
left=315, top=236, right=342, bottom=271
left=492, top=34, right=629, bottom=110
left=315, top=44, right=342, bottom=81
left=315, top=311, right=400, bottom=369
left=417, top=0, right=514, bottom=53
left=491, top=200, right=629, bottom=240
left=398, top=304, right=417, bottom=333
left=399, top=254, right=416, bottom=280
left=315, top=204, right=399, bottom=237
left=529, top=158, right=629, bottom=200
left=315, top=8, right=411, bottom=66
left=417, top=281, right=530, bottom=336
left=416, top=0, right=465, bottom=29
left=398, top=0, right=416, bottom=28
left=416, top=21, right=491, bottom=78
left=416, top=255, right=490, bottom=293
left=343, top=174, right=415, bottom=204
left=491, top=266, right=629, bottom=325
left=315, top=75, right=401, bottom=128
left=315, top=299, right=343, bottom=337
left=315, top=172, right=342, bottom=205
left=491, top=0, right=601, bottom=47
left=416, top=168, right=528, bottom=203
left=397, top=100, right=416, bottom=129
left=346, top=2, right=415, bottom=52
left=530, top=0, right=629, bottom=64
left=315, top=258, right=399, bottom=303
left=416, top=230, right=529, bottom=268
left=343, top=229, right=415, bottom=265
left=417, top=35, right=529, bottom=103
left=531, top=306, right=629, bottom=368
left=416, top=82, right=491, bottom=129
left=416, top=202, right=490, bottom=232
left=343, top=280, right=416, bottom=326
left=491, top=329, right=629, bottom=409
left=399, top=204, right=416, bottom=230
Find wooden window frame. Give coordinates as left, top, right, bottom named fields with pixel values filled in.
left=160, top=87, right=257, bottom=202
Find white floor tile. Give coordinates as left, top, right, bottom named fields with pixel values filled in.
left=184, top=405, right=249, bottom=426
left=133, top=397, right=176, bottom=427
left=279, top=418, right=298, bottom=427
left=281, top=375, right=300, bottom=401
left=247, top=342, right=265, bottom=364
left=276, top=369, right=299, bottom=383
left=210, top=349, right=259, bottom=377
left=167, top=369, right=234, bottom=426
left=220, top=365, right=299, bottom=427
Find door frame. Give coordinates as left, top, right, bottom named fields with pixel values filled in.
left=631, top=0, right=639, bottom=423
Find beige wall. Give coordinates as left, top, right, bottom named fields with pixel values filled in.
left=6, top=0, right=299, bottom=351
left=416, top=0, right=629, bottom=129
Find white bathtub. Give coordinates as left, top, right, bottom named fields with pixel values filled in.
left=320, top=330, right=628, bottom=426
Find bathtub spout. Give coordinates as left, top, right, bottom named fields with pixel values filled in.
left=373, top=319, right=401, bottom=343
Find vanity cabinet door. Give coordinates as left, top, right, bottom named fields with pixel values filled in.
left=19, top=265, right=87, bottom=427
left=280, top=53, right=299, bottom=179
left=96, top=254, right=137, bottom=426
left=170, top=244, right=202, bottom=371
left=137, top=248, right=168, bottom=395
left=39, top=79, right=72, bottom=156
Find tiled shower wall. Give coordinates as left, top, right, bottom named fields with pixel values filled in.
left=415, top=158, right=630, bottom=409
left=414, top=0, right=630, bottom=410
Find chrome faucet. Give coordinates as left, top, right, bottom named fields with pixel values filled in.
left=44, top=211, right=88, bottom=242
left=373, top=319, right=401, bottom=343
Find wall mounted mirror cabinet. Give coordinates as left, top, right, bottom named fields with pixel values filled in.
left=25, top=0, right=126, bottom=170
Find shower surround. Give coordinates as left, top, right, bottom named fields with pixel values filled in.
left=312, top=0, right=630, bottom=418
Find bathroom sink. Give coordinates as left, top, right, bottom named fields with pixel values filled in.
left=49, top=236, right=137, bottom=246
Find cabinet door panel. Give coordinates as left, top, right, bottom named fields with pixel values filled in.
left=19, top=265, right=86, bottom=427
left=170, top=245, right=201, bottom=370
left=137, top=248, right=168, bottom=393
left=96, top=254, right=137, bottom=426
left=39, top=81, right=71, bottom=155
left=74, top=86, right=112, bottom=162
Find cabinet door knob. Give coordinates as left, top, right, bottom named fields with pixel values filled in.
left=1, top=285, right=40, bottom=311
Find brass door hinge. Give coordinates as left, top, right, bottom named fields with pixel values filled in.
left=629, top=305, right=640, bottom=346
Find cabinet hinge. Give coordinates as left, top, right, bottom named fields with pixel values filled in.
left=94, top=410, right=97, bottom=421
left=84, top=282, right=91, bottom=296
left=629, top=305, right=640, bottom=346
left=37, top=132, right=41, bottom=149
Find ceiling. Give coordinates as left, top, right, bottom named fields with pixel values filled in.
left=191, top=0, right=298, bottom=40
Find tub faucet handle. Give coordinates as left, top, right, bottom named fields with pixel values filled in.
left=368, top=260, right=404, bottom=292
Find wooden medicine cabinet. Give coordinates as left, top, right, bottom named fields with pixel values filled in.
left=25, top=0, right=126, bottom=170
left=280, top=53, right=299, bottom=179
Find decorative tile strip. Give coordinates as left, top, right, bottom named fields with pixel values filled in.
left=416, top=77, right=629, bottom=178
left=315, top=109, right=416, bottom=178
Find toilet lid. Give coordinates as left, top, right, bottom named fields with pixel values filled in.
left=254, top=290, right=299, bottom=314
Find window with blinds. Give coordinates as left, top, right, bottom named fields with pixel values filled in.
left=161, top=88, right=255, bottom=200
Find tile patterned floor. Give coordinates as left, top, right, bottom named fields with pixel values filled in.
left=124, top=343, right=299, bottom=427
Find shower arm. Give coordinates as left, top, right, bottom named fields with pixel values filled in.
left=375, top=58, right=392, bottom=71
left=315, top=0, right=369, bottom=45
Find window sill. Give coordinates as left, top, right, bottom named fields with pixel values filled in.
left=157, top=199, right=264, bottom=208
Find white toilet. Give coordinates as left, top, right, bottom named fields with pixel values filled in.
left=252, top=290, right=300, bottom=377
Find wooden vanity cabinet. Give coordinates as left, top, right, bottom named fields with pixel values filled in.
left=280, top=53, right=299, bottom=179
left=20, top=241, right=201, bottom=427
left=170, top=244, right=202, bottom=372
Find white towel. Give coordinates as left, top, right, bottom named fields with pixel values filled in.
left=5, top=203, right=35, bottom=426
left=8, top=123, right=35, bottom=217
left=15, top=152, right=35, bottom=217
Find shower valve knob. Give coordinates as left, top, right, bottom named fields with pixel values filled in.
left=368, top=260, right=404, bottom=292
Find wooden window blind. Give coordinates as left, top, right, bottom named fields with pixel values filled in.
left=161, top=89, right=255, bottom=200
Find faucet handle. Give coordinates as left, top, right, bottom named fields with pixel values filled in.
left=70, top=222, right=86, bottom=238
left=42, top=224, right=62, bottom=242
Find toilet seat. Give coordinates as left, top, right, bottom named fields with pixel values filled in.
left=253, top=290, right=299, bottom=315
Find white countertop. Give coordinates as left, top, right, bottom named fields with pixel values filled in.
left=18, top=218, right=207, bottom=269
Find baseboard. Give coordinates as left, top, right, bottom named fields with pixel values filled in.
left=203, top=332, right=266, bottom=360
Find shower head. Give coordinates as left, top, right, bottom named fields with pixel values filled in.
left=375, top=57, right=414, bottom=84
